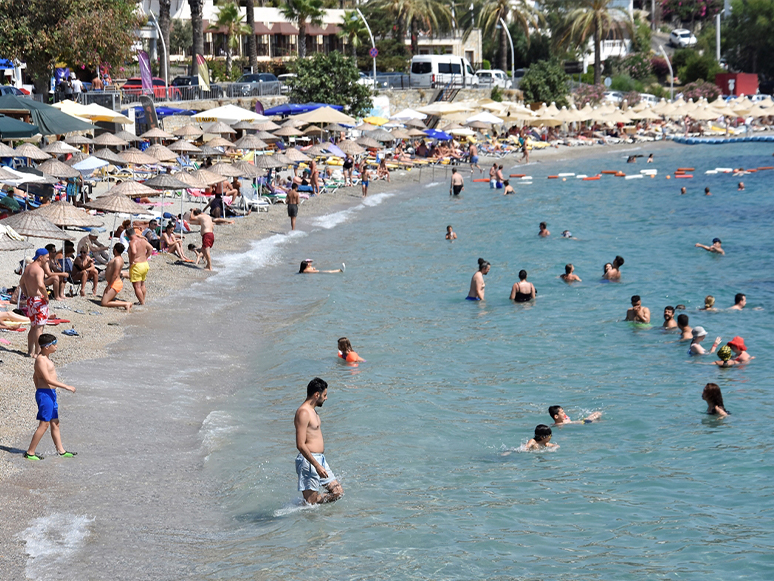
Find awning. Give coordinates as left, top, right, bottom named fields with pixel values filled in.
left=0, top=59, right=14, bottom=70
left=122, top=106, right=196, bottom=125
left=253, top=22, right=273, bottom=35
left=307, top=23, right=341, bottom=35
left=271, top=22, right=299, bottom=35
left=263, top=103, right=343, bottom=116
left=0, top=114, right=39, bottom=139
left=0, top=94, right=95, bottom=136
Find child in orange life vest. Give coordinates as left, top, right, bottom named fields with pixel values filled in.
left=338, top=337, right=365, bottom=363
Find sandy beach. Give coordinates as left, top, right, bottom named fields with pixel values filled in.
left=0, top=137, right=684, bottom=577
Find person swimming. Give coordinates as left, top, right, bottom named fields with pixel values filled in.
left=510, top=270, right=536, bottom=302
left=548, top=405, right=602, bottom=426
left=337, top=337, right=365, bottom=363
left=701, top=295, right=717, bottom=311
left=688, top=326, right=721, bottom=355
left=525, top=425, right=559, bottom=450
left=604, top=256, right=624, bottom=281
left=713, top=345, right=736, bottom=367
left=727, top=336, right=754, bottom=363
left=467, top=258, right=490, bottom=300
left=702, top=382, right=729, bottom=417
left=299, top=259, right=343, bottom=274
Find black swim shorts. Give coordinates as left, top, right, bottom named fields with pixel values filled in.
left=287, top=203, right=298, bottom=218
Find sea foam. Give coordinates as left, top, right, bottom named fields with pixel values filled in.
left=21, top=513, right=94, bottom=579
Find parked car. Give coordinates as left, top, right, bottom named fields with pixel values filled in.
left=751, top=94, right=771, bottom=102
left=121, top=77, right=181, bottom=100
left=376, top=72, right=411, bottom=89
left=0, top=85, right=24, bottom=96
left=232, top=73, right=280, bottom=97
left=513, top=68, right=527, bottom=89
left=640, top=93, right=658, bottom=106
left=669, top=29, right=697, bottom=48
left=409, top=55, right=479, bottom=88
left=603, top=90, right=624, bottom=104
left=170, top=76, right=223, bottom=99
left=475, top=69, right=512, bottom=89
left=278, top=73, right=296, bottom=94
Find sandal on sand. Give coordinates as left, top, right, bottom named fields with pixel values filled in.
left=24, top=452, right=43, bottom=460
left=62, top=329, right=79, bottom=337
left=58, top=451, right=77, bottom=458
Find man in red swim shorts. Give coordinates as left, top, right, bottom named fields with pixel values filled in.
left=19, top=249, right=50, bottom=357
left=189, top=209, right=232, bottom=271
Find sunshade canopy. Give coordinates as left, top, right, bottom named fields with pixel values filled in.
left=0, top=94, right=95, bottom=135
left=293, top=106, right=356, bottom=125
left=32, top=201, right=104, bottom=228
left=193, top=104, right=268, bottom=124
left=0, top=212, right=75, bottom=240
left=0, top=113, right=39, bottom=139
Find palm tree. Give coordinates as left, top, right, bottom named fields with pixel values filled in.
left=372, top=0, right=452, bottom=54
left=563, top=0, right=632, bottom=85
left=208, top=1, right=251, bottom=78
left=280, top=0, right=325, bottom=59
left=478, top=0, right=542, bottom=72
left=189, top=0, right=205, bottom=76
left=336, top=10, right=364, bottom=60
left=158, top=0, right=171, bottom=83
left=244, top=0, right=258, bottom=69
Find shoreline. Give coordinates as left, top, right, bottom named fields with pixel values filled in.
left=0, top=138, right=684, bottom=577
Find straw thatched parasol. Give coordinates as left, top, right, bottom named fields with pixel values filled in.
left=254, top=130, right=281, bottom=142
left=190, top=168, right=227, bottom=186
left=305, top=143, right=332, bottom=156
left=0, top=212, right=74, bottom=240
left=93, top=148, right=126, bottom=164
left=390, top=128, right=411, bottom=140
left=274, top=126, right=305, bottom=137
left=407, top=128, right=427, bottom=137
left=281, top=118, right=306, bottom=128
left=210, top=163, right=246, bottom=178
left=206, top=136, right=235, bottom=148
left=285, top=148, right=311, bottom=163
left=368, top=128, right=395, bottom=142
left=325, top=123, right=349, bottom=132
left=0, top=142, right=16, bottom=156
left=173, top=172, right=209, bottom=189
left=143, top=174, right=191, bottom=191
left=355, top=122, right=378, bottom=132
left=32, top=201, right=104, bottom=228
left=37, top=159, right=81, bottom=179
left=356, top=136, right=381, bottom=149
left=233, top=134, right=268, bottom=150
left=15, top=143, right=51, bottom=161
left=404, top=118, right=426, bottom=128
left=191, top=145, right=220, bottom=156
left=272, top=153, right=294, bottom=166
left=64, top=134, right=93, bottom=146
left=140, top=127, right=174, bottom=140
left=231, top=160, right=264, bottom=178
left=119, top=150, right=159, bottom=165
left=252, top=155, right=286, bottom=169
left=173, top=124, right=202, bottom=138
left=337, top=140, right=366, bottom=155
left=144, top=144, right=178, bottom=161
left=0, top=233, right=34, bottom=251
left=92, top=133, right=129, bottom=147
left=231, top=121, right=255, bottom=131
left=87, top=194, right=150, bottom=215
left=167, top=139, right=202, bottom=153
left=251, top=120, right=281, bottom=131
left=42, top=141, right=79, bottom=155
left=114, top=130, right=142, bottom=142
left=303, top=125, right=324, bottom=135
left=106, top=181, right=159, bottom=197
left=64, top=152, right=91, bottom=166
left=203, top=121, right=237, bottom=135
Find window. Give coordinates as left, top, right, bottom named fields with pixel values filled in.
left=450, top=63, right=461, bottom=74
left=466, top=65, right=474, bottom=75
left=412, top=62, right=432, bottom=74
left=438, top=63, right=452, bottom=74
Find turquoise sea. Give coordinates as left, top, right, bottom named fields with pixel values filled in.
left=22, top=143, right=774, bottom=580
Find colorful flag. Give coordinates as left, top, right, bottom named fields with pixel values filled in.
left=196, top=55, right=210, bottom=92
left=138, top=50, right=152, bottom=94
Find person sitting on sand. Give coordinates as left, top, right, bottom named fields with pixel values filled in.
left=100, top=244, right=132, bottom=311
left=538, top=222, right=550, bottom=237
left=729, top=293, right=746, bottom=310
left=604, top=256, right=624, bottom=281
left=560, top=263, right=581, bottom=283
left=702, top=382, right=729, bottom=417
left=298, top=259, right=342, bottom=274
left=713, top=345, right=737, bottom=367
left=510, top=270, right=536, bottom=302
left=337, top=337, right=365, bottom=363
left=377, top=157, right=391, bottom=183
left=72, top=248, right=100, bottom=297
left=695, top=238, right=724, bottom=255
left=701, top=295, right=717, bottom=311
left=44, top=244, right=69, bottom=301
left=689, top=326, right=721, bottom=355
left=727, top=336, right=753, bottom=363
left=161, top=224, right=191, bottom=262
left=663, top=306, right=677, bottom=329
left=548, top=405, right=601, bottom=426
left=445, top=225, right=457, bottom=241
left=142, top=219, right=161, bottom=250
left=525, top=425, right=559, bottom=450
left=677, top=314, right=692, bottom=341
left=625, top=295, right=650, bottom=323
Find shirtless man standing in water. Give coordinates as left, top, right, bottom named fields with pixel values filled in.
left=294, top=377, right=343, bottom=504
left=188, top=209, right=233, bottom=271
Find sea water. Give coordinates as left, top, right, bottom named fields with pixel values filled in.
left=22, top=143, right=774, bottom=580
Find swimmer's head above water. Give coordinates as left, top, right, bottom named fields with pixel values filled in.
left=478, top=258, right=490, bottom=274
left=534, top=424, right=552, bottom=442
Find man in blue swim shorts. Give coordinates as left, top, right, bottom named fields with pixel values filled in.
left=469, top=143, right=481, bottom=173
left=25, top=334, right=77, bottom=461
left=294, top=378, right=343, bottom=504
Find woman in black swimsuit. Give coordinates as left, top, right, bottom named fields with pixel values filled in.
left=510, top=270, right=536, bottom=302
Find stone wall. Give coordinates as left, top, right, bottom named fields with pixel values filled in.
left=379, top=88, right=522, bottom=114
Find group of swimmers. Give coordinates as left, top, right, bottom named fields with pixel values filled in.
left=503, top=406, right=603, bottom=453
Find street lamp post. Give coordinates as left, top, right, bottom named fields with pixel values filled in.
left=498, top=17, right=515, bottom=86
left=356, top=8, right=377, bottom=90
left=659, top=45, right=674, bottom=101
left=148, top=10, right=169, bottom=100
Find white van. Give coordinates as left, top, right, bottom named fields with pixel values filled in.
left=475, top=69, right=511, bottom=89
left=410, top=55, right=479, bottom=89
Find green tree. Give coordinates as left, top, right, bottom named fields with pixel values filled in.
left=170, top=19, right=193, bottom=55
left=208, top=1, right=251, bottom=78
left=337, top=10, right=365, bottom=60
left=660, top=0, right=722, bottom=32
left=678, top=52, right=722, bottom=84
left=288, top=51, right=372, bottom=116
left=477, top=0, right=542, bottom=72
left=370, top=0, right=453, bottom=54
left=723, top=0, right=774, bottom=77
left=280, top=0, right=325, bottom=59
left=189, top=0, right=205, bottom=75
left=562, top=0, right=632, bottom=85
left=0, top=0, right=141, bottom=94
left=519, top=59, right=570, bottom=106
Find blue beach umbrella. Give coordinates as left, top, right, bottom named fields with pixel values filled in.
left=424, top=129, right=452, bottom=141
